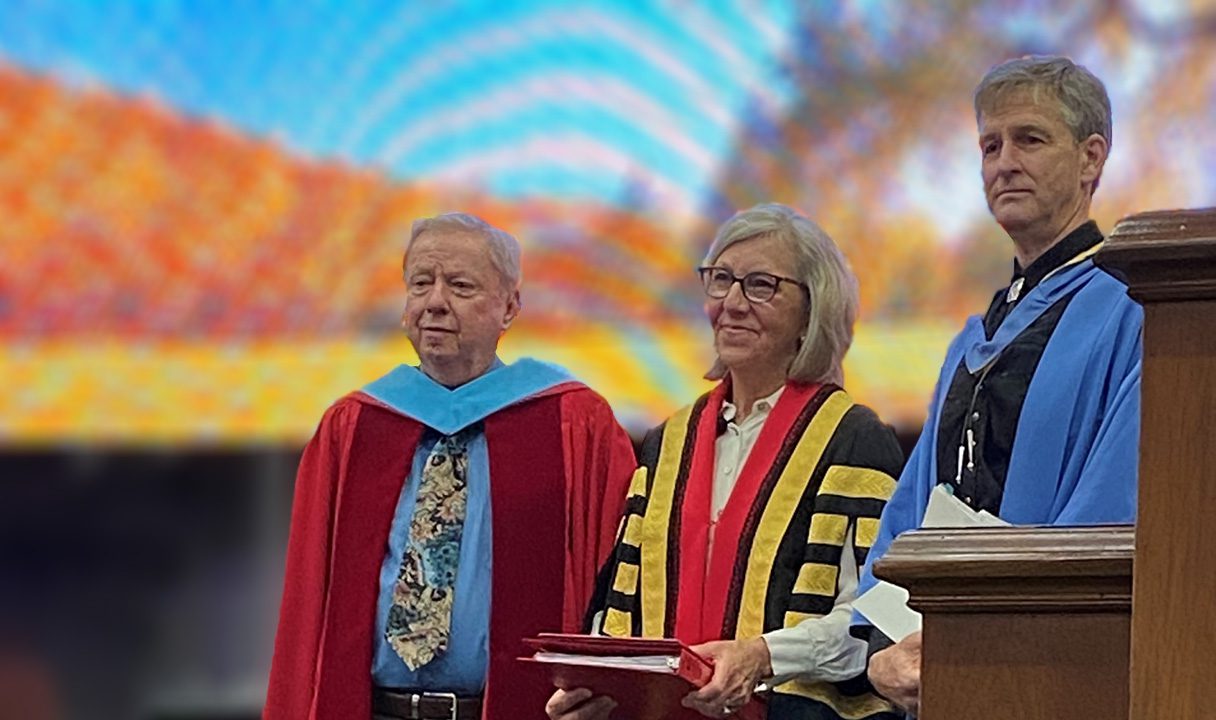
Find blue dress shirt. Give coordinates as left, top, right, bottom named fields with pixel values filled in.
left=362, top=358, right=576, bottom=691
left=371, top=427, right=493, bottom=692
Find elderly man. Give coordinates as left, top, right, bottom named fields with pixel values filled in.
left=855, top=56, right=1142, bottom=715
left=265, top=212, right=636, bottom=720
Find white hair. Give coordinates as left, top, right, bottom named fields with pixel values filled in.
left=407, top=212, right=522, bottom=289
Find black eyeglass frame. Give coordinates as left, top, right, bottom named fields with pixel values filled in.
left=696, top=265, right=808, bottom=303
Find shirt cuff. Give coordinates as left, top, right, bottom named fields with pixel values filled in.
left=761, top=622, right=867, bottom=685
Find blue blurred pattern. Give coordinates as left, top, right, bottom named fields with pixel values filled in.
left=0, top=2, right=1214, bottom=718
left=0, top=0, right=797, bottom=210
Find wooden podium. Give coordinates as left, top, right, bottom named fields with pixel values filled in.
left=874, top=208, right=1216, bottom=720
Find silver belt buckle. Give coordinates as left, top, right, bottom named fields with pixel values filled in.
left=423, top=691, right=460, bottom=720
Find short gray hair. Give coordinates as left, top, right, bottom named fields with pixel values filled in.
left=702, top=203, right=859, bottom=386
left=974, top=55, right=1112, bottom=149
left=407, top=212, right=522, bottom=290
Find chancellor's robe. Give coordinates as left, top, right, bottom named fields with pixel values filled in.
left=595, top=381, right=905, bottom=720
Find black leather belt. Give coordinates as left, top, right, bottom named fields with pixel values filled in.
left=373, top=688, right=484, bottom=720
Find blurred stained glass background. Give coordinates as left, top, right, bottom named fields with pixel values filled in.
left=0, top=1, right=1213, bottom=718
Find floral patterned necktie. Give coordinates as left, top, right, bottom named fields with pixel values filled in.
left=385, top=427, right=474, bottom=670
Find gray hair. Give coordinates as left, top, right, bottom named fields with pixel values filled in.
left=702, top=203, right=859, bottom=386
left=974, top=55, right=1112, bottom=149
left=407, top=212, right=522, bottom=290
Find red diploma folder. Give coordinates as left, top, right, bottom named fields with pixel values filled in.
left=519, top=633, right=765, bottom=720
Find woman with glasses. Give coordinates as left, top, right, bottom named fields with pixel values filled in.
left=546, top=203, right=904, bottom=720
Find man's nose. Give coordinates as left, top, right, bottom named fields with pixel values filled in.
left=423, top=280, right=451, bottom=310
left=995, top=141, right=1022, bottom=174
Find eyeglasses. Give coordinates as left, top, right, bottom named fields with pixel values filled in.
left=697, top=266, right=807, bottom=303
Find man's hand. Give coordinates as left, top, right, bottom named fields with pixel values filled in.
left=682, top=637, right=772, bottom=718
left=868, top=631, right=922, bottom=715
left=545, top=687, right=616, bottom=720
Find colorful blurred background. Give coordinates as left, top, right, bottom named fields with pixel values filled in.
left=1, top=1, right=1213, bottom=717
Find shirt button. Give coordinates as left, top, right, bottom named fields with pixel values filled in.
left=964, top=495, right=973, bottom=503
left=971, top=411, right=980, bottom=422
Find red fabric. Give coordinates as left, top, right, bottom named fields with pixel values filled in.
left=314, top=402, right=422, bottom=718
left=672, top=383, right=727, bottom=643
left=483, top=393, right=566, bottom=720
left=265, top=395, right=373, bottom=720
left=673, top=382, right=820, bottom=643
left=264, top=385, right=634, bottom=720
left=557, top=389, right=641, bottom=630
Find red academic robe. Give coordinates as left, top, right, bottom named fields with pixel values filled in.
left=265, top=383, right=636, bottom=720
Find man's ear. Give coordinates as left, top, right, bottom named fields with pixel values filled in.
left=501, top=289, right=521, bottom=331
left=1079, top=133, right=1109, bottom=189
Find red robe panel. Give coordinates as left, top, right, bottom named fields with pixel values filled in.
left=265, top=384, right=635, bottom=719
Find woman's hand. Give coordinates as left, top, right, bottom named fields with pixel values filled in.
left=682, top=637, right=772, bottom=718
left=545, top=687, right=616, bottom=720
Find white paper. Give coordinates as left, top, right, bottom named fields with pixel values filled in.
left=856, top=485, right=1010, bottom=640
left=922, top=484, right=1009, bottom=529
left=529, top=651, right=678, bottom=673
left=853, top=579, right=923, bottom=642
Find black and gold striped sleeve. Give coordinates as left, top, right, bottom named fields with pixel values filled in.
left=584, top=423, right=663, bottom=635
left=819, top=404, right=904, bottom=569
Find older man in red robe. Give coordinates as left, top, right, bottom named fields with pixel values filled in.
left=265, top=212, right=636, bottom=720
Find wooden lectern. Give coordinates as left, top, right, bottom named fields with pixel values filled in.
left=874, top=208, right=1216, bottom=720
